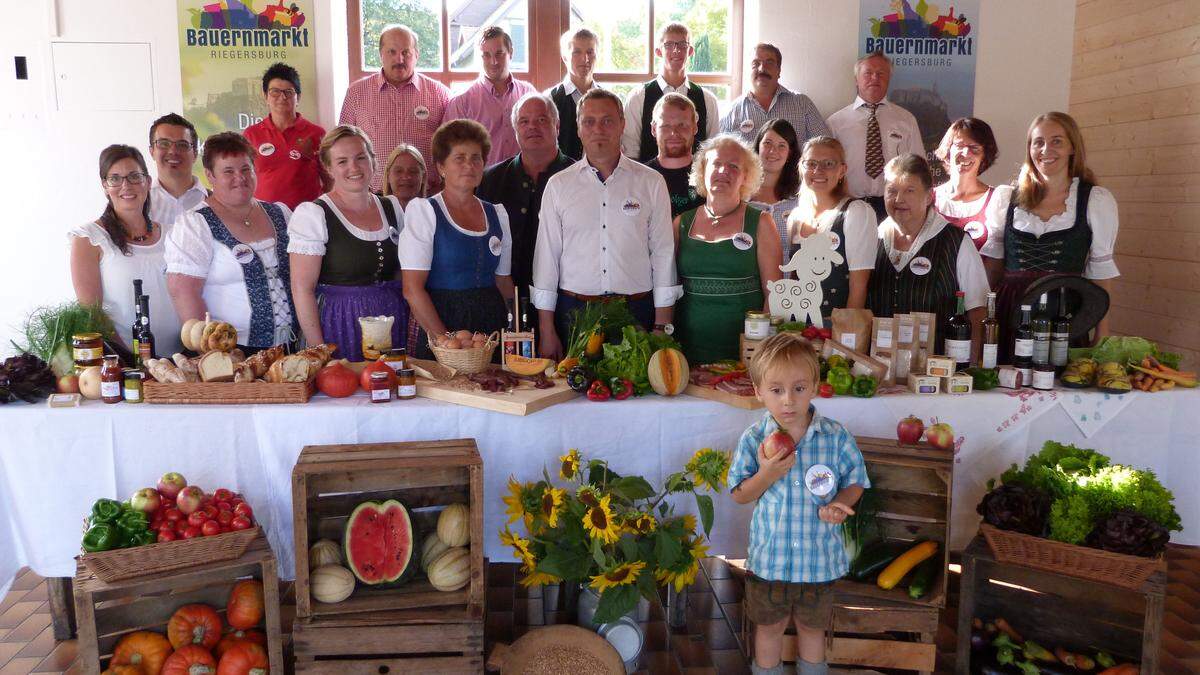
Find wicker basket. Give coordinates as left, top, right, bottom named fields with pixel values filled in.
left=980, top=524, right=1165, bottom=590
left=428, top=331, right=500, bottom=374
left=79, top=526, right=259, bottom=582
left=144, top=379, right=315, bottom=404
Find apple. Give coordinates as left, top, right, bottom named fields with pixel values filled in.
left=175, top=485, right=205, bottom=515
left=129, top=487, right=162, bottom=514
left=56, top=374, right=80, bottom=394
left=761, top=430, right=795, bottom=460
left=926, top=422, right=955, bottom=451
left=157, top=472, right=188, bottom=501
left=896, top=415, right=925, bottom=445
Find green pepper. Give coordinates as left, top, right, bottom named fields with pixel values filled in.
left=90, top=498, right=123, bottom=525
left=128, top=530, right=156, bottom=547
left=116, top=510, right=150, bottom=547
left=82, top=523, right=118, bottom=552
left=826, top=354, right=849, bottom=371
left=851, top=374, right=878, bottom=398
left=826, top=366, right=853, bottom=395
left=965, top=367, right=999, bottom=391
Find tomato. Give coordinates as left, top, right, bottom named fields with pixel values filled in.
left=219, top=524, right=232, bottom=534
left=150, top=515, right=164, bottom=530
left=187, top=511, right=209, bottom=528
left=182, top=526, right=202, bottom=539
left=233, top=502, right=254, bottom=519
left=215, top=500, right=232, bottom=512
left=318, top=361, right=362, bottom=398
left=216, top=509, right=235, bottom=526
left=163, top=508, right=183, bottom=523
left=157, top=528, right=177, bottom=543
left=230, top=515, right=253, bottom=531
left=174, top=519, right=189, bottom=535
left=212, top=488, right=234, bottom=503
left=201, top=520, right=221, bottom=537
left=201, top=505, right=219, bottom=520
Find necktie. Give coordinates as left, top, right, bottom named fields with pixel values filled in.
left=865, top=103, right=883, bottom=179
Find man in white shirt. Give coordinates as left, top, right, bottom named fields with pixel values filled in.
left=147, top=113, right=207, bottom=227
left=621, top=22, right=720, bottom=162
left=546, top=28, right=600, bottom=160
left=825, top=51, right=923, bottom=221
left=533, top=89, right=681, bottom=359
left=720, top=43, right=829, bottom=145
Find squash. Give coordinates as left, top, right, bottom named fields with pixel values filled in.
left=310, top=564, right=355, bottom=603
left=160, top=645, right=216, bottom=675
left=436, top=503, right=470, bottom=548
left=180, top=319, right=199, bottom=351
left=308, top=539, right=342, bottom=569
left=104, top=666, right=147, bottom=675
left=426, top=547, right=471, bottom=592
left=112, top=630, right=172, bottom=675
left=216, top=641, right=269, bottom=675
left=215, top=630, right=266, bottom=660
left=420, top=533, right=451, bottom=572
left=226, top=580, right=264, bottom=631
left=876, top=540, right=938, bottom=590
left=647, top=348, right=688, bottom=396
left=504, top=354, right=553, bottom=376
left=167, top=604, right=223, bottom=650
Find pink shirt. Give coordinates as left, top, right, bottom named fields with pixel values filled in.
left=338, top=71, right=450, bottom=192
left=443, top=75, right=537, bottom=166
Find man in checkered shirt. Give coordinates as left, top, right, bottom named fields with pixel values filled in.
left=719, top=43, right=829, bottom=146
left=729, top=333, right=869, bottom=675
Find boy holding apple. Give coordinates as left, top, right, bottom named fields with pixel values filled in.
left=729, top=332, right=869, bottom=675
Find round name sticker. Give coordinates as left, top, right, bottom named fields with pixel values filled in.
left=805, top=464, right=836, bottom=497
left=257, top=142, right=275, bottom=157
left=621, top=198, right=641, bottom=216
left=488, top=235, right=502, bottom=256
left=909, top=256, right=932, bottom=276
left=965, top=220, right=985, bottom=240
left=389, top=226, right=400, bottom=245
left=739, top=118, right=754, bottom=133
left=414, top=105, right=430, bottom=121
left=232, top=244, right=255, bottom=265
left=289, top=149, right=302, bottom=161
left=828, top=231, right=841, bottom=250
left=731, top=232, right=754, bottom=251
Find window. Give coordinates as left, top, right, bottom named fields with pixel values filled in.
left=348, top=0, right=742, bottom=100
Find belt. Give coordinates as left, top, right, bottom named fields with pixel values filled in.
left=559, top=289, right=651, bottom=303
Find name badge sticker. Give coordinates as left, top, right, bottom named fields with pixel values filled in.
left=232, top=244, right=255, bottom=265
left=965, top=220, right=985, bottom=240
left=732, top=232, right=754, bottom=251
left=805, top=463, right=836, bottom=497
left=414, top=105, right=430, bottom=121
left=621, top=198, right=641, bottom=216
left=389, top=226, right=400, bottom=245
left=909, top=256, right=932, bottom=276
left=828, top=231, right=841, bottom=250
left=257, top=143, right=275, bottom=157
left=488, top=235, right=502, bottom=257
left=739, top=118, right=754, bottom=133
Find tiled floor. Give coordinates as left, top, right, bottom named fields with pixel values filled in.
left=2, top=545, right=1197, bottom=673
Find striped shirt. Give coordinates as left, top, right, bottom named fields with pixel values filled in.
left=729, top=408, right=870, bottom=583
left=720, top=86, right=830, bottom=145
left=444, top=75, right=538, bottom=167
left=748, top=195, right=799, bottom=264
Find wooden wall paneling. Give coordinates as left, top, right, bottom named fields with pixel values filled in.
left=1115, top=227, right=1200, bottom=262
left=1109, top=280, right=1200, bottom=319
left=1088, top=143, right=1200, bottom=177
left=1070, top=83, right=1200, bottom=127
left=1073, top=0, right=1200, bottom=55
left=1072, top=24, right=1200, bottom=80
left=1079, top=115, right=1200, bottom=151
left=1117, top=202, right=1200, bottom=232
left=1073, top=0, right=1177, bottom=31
left=1110, top=255, right=1200, bottom=294
left=1101, top=173, right=1200, bottom=204
left=1070, top=52, right=1200, bottom=106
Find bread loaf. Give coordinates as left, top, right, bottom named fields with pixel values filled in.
left=265, top=354, right=310, bottom=383
left=244, top=345, right=284, bottom=378
left=198, top=351, right=235, bottom=382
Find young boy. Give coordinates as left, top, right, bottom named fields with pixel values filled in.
left=729, top=333, right=869, bottom=675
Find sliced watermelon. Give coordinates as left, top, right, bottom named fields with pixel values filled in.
left=343, top=499, right=419, bottom=587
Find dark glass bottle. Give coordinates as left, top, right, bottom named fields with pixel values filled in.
left=945, top=291, right=971, bottom=372
left=1014, top=304, right=1034, bottom=386
left=981, top=291, right=999, bottom=370
left=130, top=279, right=144, bottom=367
left=1051, top=289, right=1071, bottom=369
left=136, top=295, right=155, bottom=363
left=1032, top=293, right=1051, bottom=366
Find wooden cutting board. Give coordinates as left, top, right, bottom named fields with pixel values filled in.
left=416, top=376, right=578, bottom=416
left=684, top=383, right=763, bottom=410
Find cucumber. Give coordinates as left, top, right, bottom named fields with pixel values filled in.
left=848, top=541, right=906, bottom=582
left=907, top=555, right=941, bottom=599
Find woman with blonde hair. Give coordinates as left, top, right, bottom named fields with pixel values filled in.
left=383, top=143, right=427, bottom=210
left=786, top=135, right=877, bottom=320
left=982, top=111, right=1119, bottom=353
left=673, top=134, right=782, bottom=363
left=287, top=125, right=406, bottom=360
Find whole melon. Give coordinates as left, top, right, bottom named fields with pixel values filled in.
left=309, top=539, right=342, bottom=570
left=427, top=547, right=471, bottom=592
left=647, top=348, right=689, bottom=396
left=310, top=564, right=355, bottom=603
left=78, top=365, right=103, bottom=400
left=437, top=503, right=470, bottom=548
left=421, top=533, right=451, bottom=572
left=343, top=500, right=419, bottom=587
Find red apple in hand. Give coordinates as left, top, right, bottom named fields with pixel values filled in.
left=761, top=431, right=795, bottom=460
left=926, top=422, right=955, bottom=451
left=157, top=472, right=187, bottom=500
left=175, top=485, right=205, bottom=515
left=896, top=415, right=925, bottom=444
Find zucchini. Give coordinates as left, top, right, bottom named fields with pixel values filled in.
left=906, top=555, right=941, bottom=599
left=877, top=540, right=939, bottom=590
left=848, top=541, right=906, bottom=581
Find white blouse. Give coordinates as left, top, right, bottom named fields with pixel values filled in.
left=165, top=200, right=293, bottom=343
left=980, top=178, right=1119, bottom=280
left=68, top=222, right=183, bottom=355
left=935, top=183, right=1013, bottom=244
left=398, top=194, right=513, bottom=276
left=287, top=194, right=404, bottom=256
left=790, top=198, right=880, bottom=271
left=879, top=208, right=990, bottom=312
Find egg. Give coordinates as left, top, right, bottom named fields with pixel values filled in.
left=472, top=332, right=487, bottom=342
left=454, top=330, right=472, bottom=341
left=442, top=338, right=462, bottom=349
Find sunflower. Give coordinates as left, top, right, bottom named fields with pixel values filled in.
left=590, top=560, right=646, bottom=592
left=503, top=477, right=534, bottom=525
left=577, top=484, right=601, bottom=509
left=539, top=486, right=566, bottom=528
left=623, top=511, right=657, bottom=535
left=520, top=568, right=562, bottom=588
left=656, top=537, right=709, bottom=592
left=559, top=449, right=581, bottom=480
left=686, top=448, right=732, bottom=491
left=583, top=494, right=621, bottom=544
left=499, top=527, right=533, bottom=563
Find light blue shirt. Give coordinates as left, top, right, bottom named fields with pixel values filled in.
left=719, top=85, right=830, bottom=145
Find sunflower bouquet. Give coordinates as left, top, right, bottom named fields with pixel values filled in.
left=500, top=447, right=732, bottom=624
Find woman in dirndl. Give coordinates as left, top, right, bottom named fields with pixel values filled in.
left=933, top=117, right=1012, bottom=253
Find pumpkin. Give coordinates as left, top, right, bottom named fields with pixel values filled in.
left=226, top=580, right=264, bottom=631
left=112, top=631, right=173, bottom=675
left=103, top=666, right=147, bottom=675
left=420, top=533, right=451, bottom=572
left=308, top=539, right=341, bottom=569
left=426, top=547, right=471, bottom=592
left=436, top=503, right=470, bottom=548
left=647, top=348, right=688, bottom=396
left=215, top=630, right=266, bottom=660
left=180, top=319, right=200, bottom=351
left=167, top=604, right=222, bottom=650
left=216, top=641, right=269, bottom=675
left=160, top=645, right=216, bottom=675
left=310, top=564, right=355, bottom=603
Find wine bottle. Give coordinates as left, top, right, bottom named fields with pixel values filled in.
left=1014, top=304, right=1034, bottom=386
left=945, top=290, right=971, bottom=372
left=1051, top=289, right=1071, bottom=369
left=130, top=279, right=144, bottom=367
left=1031, top=293, right=1051, bottom=366
left=136, top=295, right=155, bottom=364
left=981, top=291, right=999, bottom=370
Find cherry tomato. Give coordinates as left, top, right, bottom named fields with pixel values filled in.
left=212, top=488, right=234, bottom=502
left=182, top=526, right=202, bottom=539
left=187, top=511, right=209, bottom=528
left=233, top=502, right=254, bottom=519
left=157, top=529, right=177, bottom=543
left=163, top=508, right=183, bottom=523
left=230, top=515, right=253, bottom=531
left=201, top=520, right=221, bottom=537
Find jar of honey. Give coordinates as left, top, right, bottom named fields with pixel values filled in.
left=123, top=369, right=144, bottom=403
left=369, top=370, right=392, bottom=403
left=381, top=348, right=408, bottom=373
left=100, top=355, right=123, bottom=404
left=397, top=368, right=416, bottom=400
left=72, top=333, right=104, bottom=372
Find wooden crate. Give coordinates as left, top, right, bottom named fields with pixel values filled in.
left=833, top=437, right=953, bottom=609
left=740, top=333, right=761, bottom=365
left=292, top=605, right=484, bottom=673
left=291, top=439, right=484, bottom=621
left=73, top=533, right=284, bottom=674
left=956, top=535, right=1165, bottom=675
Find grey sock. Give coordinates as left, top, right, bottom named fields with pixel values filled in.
left=797, top=659, right=828, bottom=675
left=751, top=663, right=784, bottom=675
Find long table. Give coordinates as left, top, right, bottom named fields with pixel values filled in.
left=1, top=386, right=1196, bottom=596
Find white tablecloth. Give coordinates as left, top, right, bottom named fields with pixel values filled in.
left=1, top=387, right=1196, bottom=596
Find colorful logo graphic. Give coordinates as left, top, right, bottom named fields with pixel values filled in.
left=868, top=0, right=971, bottom=39
left=187, top=1, right=305, bottom=30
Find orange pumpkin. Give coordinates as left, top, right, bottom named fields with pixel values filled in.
left=216, top=641, right=269, bottom=675
left=160, top=645, right=216, bottom=675
left=167, top=604, right=223, bottom=650
left=112, top=631, right=173, bottom=675
left=225, top=580, right=264, bottom=630
left=215, top=630, right=267, bottom=660
left=103, top=666, right=147, bottom=675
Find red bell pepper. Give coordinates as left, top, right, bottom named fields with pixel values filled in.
left=610, top=377, right=634, bottom=400
left=586, top=380, right=611, bottom=401
left=818, top=382, right=834, bottom=398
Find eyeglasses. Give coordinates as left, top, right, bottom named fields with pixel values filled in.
left=662, top=41, right=691, bottom=52
left=268, top=87, right=297, bottom=99
left=104, top=171, right=148, bottom=187
left=152, top=139, right=194, bottom=152
left=951, top=141, right=983, bottom=155
left=801, top=159, right=841, bottom=171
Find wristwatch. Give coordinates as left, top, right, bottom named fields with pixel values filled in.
left=653, top=323, right=675, bottom=336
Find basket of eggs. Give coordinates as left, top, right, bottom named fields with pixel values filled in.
left=428, top=330, right=499, bottom=374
